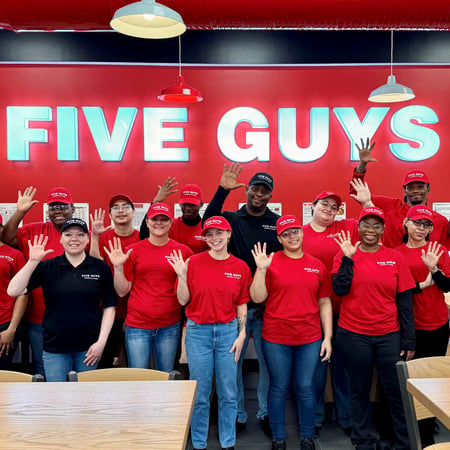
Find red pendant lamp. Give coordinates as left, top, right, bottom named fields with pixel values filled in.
left=158, top=36, right=203, bottom=103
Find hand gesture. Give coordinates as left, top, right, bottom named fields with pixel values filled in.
left=334, top=230, right=360, bottom=258
left=167, top=249, right=187, bottom=277
left=17, top=186, right=39, bottom=213
left=251, top=242, right=274, bottom=270
left=350, top=179, right=374, bottom=206
left=421, top=241, right=444, bottom=272
left=420, top=271, right=435, bottom=290
left=355, top=137, right=377, bottom=164
left=28, top=235, right=54, bottom=262
left=90, top=209, right=112, bottom=237
left=220, top=163, right=245, bottom=191
left=153, top=177, right=178, bottom=203
left=104, top=237, right=132, bottom=267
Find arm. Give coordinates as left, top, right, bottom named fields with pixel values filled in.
left=318, top=296, right=332, bottom=362
left=230, top=302, right=247, bottom=363
left=396, top=290, right=415, bottom=360
left=2, top=186, right=39, bottom=248
left=167, top=250, right=191, bottom=305
left=0, top=294, right=28, bottom=357
left=103, top=237, right=133, bottom=297
left=7, top=235, right=54, bottom=297
left=249, top=242, right=273, bottom=303
left=89, top=209, right=111, bottom=260
left=83, top=306, right=116, bottom=366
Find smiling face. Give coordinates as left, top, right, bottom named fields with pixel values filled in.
left=60, top=226, right=89, bottom=255
left=278, top=227, right=303, bottom=253
left=180, top=202, right=202, bottom=220
left=312, top=198, right=339, bottom=226
left=404, top=218, right=433, bottom=244
left=404, top=182, right=430, bottom=206
left=109, top=200, right=134, bottom=225
left=48, top=202, right=74, bottom=229
left=204, top=228, right=231, bottom=253
left=358, top=216, right=385, bottom=250
left=146, top=214, right=172, bottom=238
left=245, top=184, right=272, bottom=215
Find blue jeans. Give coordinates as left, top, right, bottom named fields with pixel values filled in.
left=43, top=350, right=98, bottom=382
left=186, top=318, right=238, bottom=449
left=263, top=338, right=321, bottom=441
left=125, top=322, right=180, bottom=372
left=237, top=306, right=269, bottom=423
left=27, top=321, right=45, bottom=377
left=315, top=314, right=352, bottom=428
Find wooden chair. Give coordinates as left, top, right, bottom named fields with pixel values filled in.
left=67, top=367, right=181, bottom=382
left=396, top=356, right=450, bottom=450
left=0, top=370, right=45, bottom=382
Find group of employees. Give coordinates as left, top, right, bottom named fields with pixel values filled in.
left=0, top=139, right=449, bottom=450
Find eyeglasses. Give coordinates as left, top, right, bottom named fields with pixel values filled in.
left=111, top=204, right=132, bottom=212
left=409, top=219, right=433, bottom=229
left=48, top=204, right=70, bottom=211
left=280, top=228, right=301, bottom=239
left=359, top=222, right=384, bottom=231
left=318, top=200, right=338, bottom=212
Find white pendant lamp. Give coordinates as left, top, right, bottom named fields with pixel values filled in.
left=369, top=30, right=415, bottom=103
left=110, top=0, right=186, bottom=39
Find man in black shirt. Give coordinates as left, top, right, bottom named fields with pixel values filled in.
left=202, top=163, right=282, bottom=436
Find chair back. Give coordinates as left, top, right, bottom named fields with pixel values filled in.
left=0, top=370, right=44, bottom=382
left=67, top=368, right=181, bottom=382
left=396, top=356, right=450, bottom=450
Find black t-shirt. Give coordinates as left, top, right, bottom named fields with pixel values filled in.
left=27, top=253, right=117, bottom=353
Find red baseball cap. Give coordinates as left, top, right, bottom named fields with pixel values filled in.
left=179, top=184, right=203, bottom=205
left=147, top=203, right=173, bottom=220
left=314, top=190, right=342, bottom=208
left=402, top=170, right=430, bottom=186
left=276, top=215, right=302, bottom=235
left=358, top=206, right=385, bottom=223
left=407, top=205, right=434, bottom=224
left=109, top=194, right=134, bottom=209
left=202, top=216, right=232, bottom=235
left=47, top=187, right=73, bottom=205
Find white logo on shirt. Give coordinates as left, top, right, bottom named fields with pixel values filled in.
left=0, top=255, right=14, bottom=262
left=82, top=274, right=100, bottom=280
left=304, top=267, right=320, bottom=273
left=224, top=272, right=242, bottom=279
left=377, top=261, right=397, bottom=267
left=262, top=225, right=277, bottom=231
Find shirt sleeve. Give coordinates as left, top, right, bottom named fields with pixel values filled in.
left=202, top=186, right=229, bottom=225
left=332, top=256, right=354, bottom=297
left=395, top=290, right=415, bottom=351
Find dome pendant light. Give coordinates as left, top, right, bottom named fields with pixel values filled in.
left=369, top=30, right=415, bottom=103
left=110, top=0, right=186, bottom=39
left=158, top=36, right=203, bottom=103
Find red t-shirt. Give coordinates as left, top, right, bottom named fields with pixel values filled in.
left=124, top=239, right=193, bottom=329
left=351, top=169, right=450, bottom=250
left=333, top=246, right=416, bottom=335
left=303, top=219, right=359, bottom=313
left=99, top=228, right=140, bottom=319
left=263, top=251, right=331, bottom=345
left=395, top=244, right=450, bottom=330
left=185, top=252, right=250, bottom=324
left=17, top=222, right=65, bottom=324
left=0, top=244, right=26, bottom=325
left=169, top=217, right=208, bottom=254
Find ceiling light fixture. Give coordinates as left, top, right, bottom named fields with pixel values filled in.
left=110, top=0, right=186, bottom=39
left=369, top=30, right=415, bottom=103
left=158, top=36, right=203, bottom=103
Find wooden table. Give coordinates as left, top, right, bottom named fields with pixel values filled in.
left=0, top=380, right=196, bottom=449
left=407, top=378, right=450, bottom=429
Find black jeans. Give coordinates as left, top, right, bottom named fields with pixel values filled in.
left=336, top=326, right=409, bottom=450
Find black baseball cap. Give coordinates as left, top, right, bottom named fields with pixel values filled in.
left=60, top=218, right=89, bottom=234
left=248, top=172, right=274, bottom=192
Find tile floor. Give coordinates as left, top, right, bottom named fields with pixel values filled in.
left=186, top=371, right=450, bottom=449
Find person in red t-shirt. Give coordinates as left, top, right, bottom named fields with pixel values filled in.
left=395, top=205, right=450, bottom=447
left=168, top=216, right=250, bottom=450
left=250, top=215, right=332, bottom=450
left=90, top=194, right=140, bottom=368
left=106, top=203, right=193, bottom=373
left=303, top=191, right=358, bottom=437
left=332, top=206, right=416, bottom=450
left=0, top=214, right=28, bottom=370
left=1, top=186, right=75, bottom=377
left=349, top=138, right=450, bottom=250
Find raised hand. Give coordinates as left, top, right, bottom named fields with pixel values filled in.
left=28, top=235, right=54, bottom=261
left=251, top=242, right=274, bottom=270
left=17, top=186, right=39, bottom=213
left=104, top=237, right=132, bottom=267
left=333, top=230, right=360, bottom=258
left=153, top=177, right=178, bottom=203
left=220, top=163, right=246, bottom=191
left=167, top=249, right=187, bottom=277
left=356, top=137, right=377, bottom=164
left=90, top=208, right=112, bottom=236
left=421, top=241, right=444, bottom=273
left=350, top=178, right=374, bottom=207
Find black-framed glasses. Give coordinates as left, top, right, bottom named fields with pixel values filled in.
left=48, top=204, right=70, bottom=211
left=409, top=219, right=433, bottom=229
left=318, top=200, right=338, bottom=212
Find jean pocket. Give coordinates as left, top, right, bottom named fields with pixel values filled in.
left=186, top=319, right=199, bottom=329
